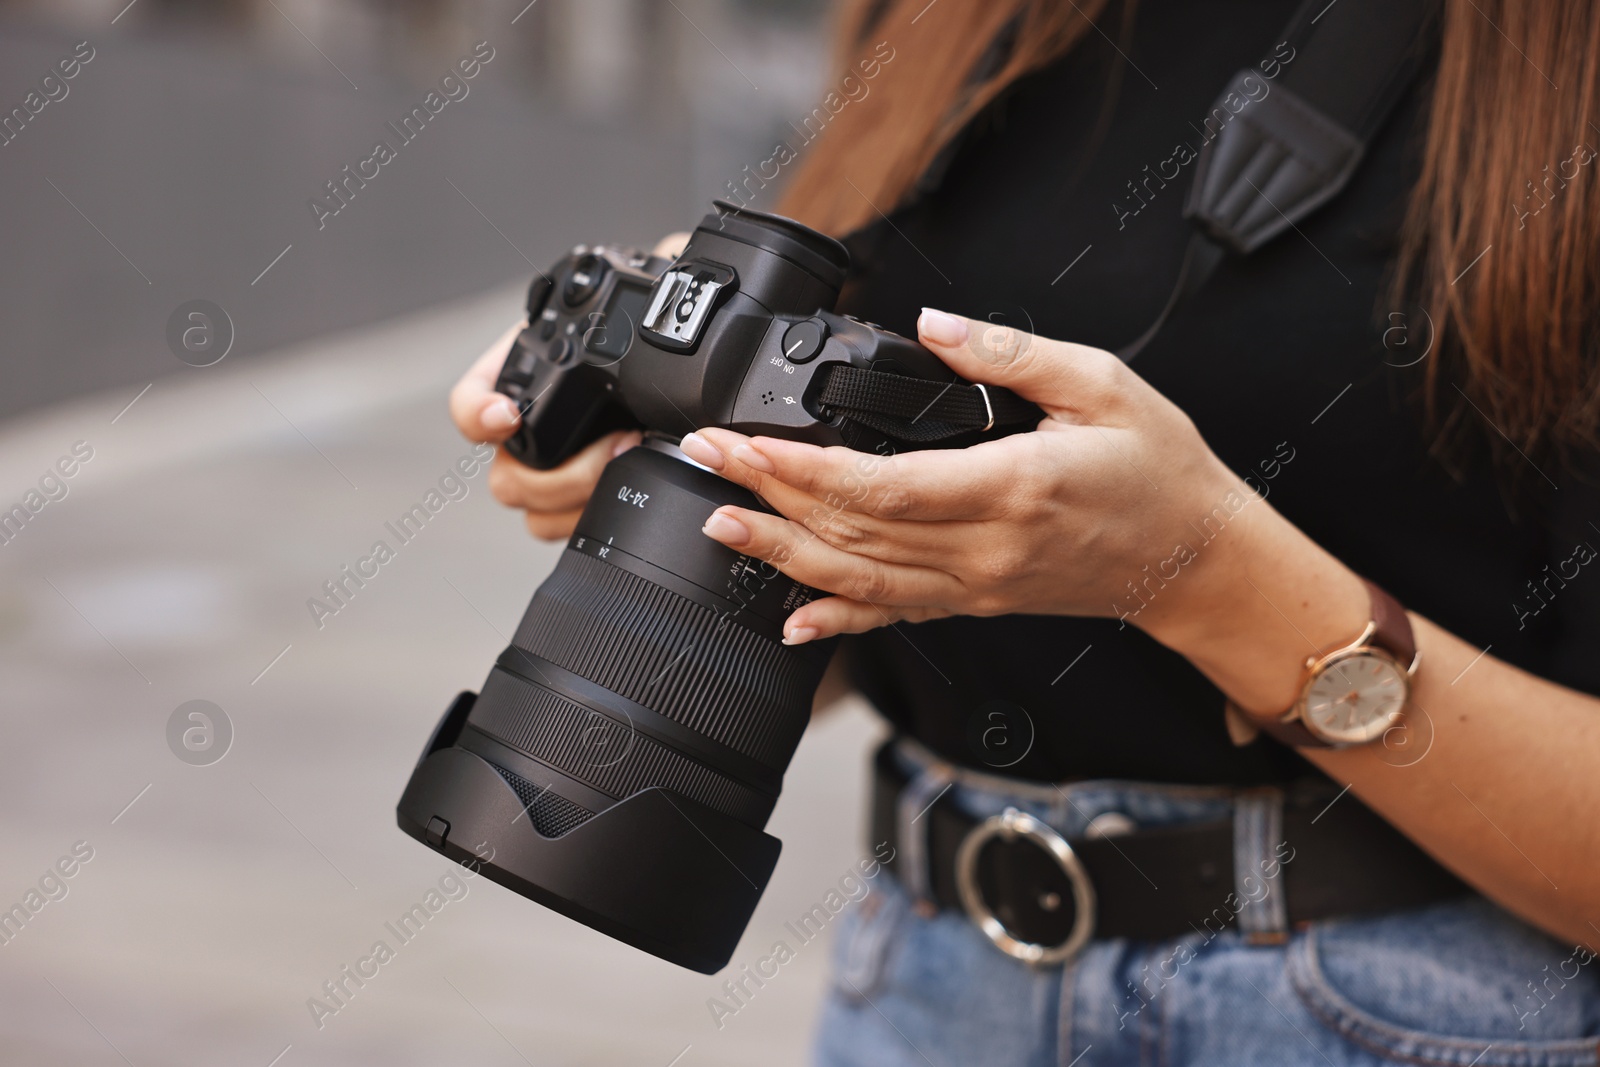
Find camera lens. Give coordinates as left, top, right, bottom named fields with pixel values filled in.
left=399, top=438, right=831, bottom=972
left=462, top=440, right=825, bottom=830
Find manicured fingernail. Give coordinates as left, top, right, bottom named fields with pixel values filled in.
left=731, top=443, right=776, bottom=473
left=702, top=510, right=750, bottom=545
left=680, top=432, right=724, bottom=469
left=483, top=397, right=520, bottom=429
left=783, top=625, right=819, bottom=646
left=612, top=432, right=640, bottom=459
left=919, top=307, right=969, bottom=347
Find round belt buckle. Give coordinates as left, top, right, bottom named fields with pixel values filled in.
left=955, top=806, right=1096, bottom=966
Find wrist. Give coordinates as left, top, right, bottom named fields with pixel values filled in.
left=1135, top=495, right=1370, bottom=716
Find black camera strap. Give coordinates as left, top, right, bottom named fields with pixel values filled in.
left=1121, top=0, right=1435, bottom=360
left=817, top=363, right=1043, bottom=442
left=824, top=0, right=1435, bottom=443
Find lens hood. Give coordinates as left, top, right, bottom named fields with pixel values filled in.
left=398, top=692, right=782, bottom=975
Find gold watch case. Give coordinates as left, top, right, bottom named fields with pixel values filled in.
left=1285, top=621, right=1419, bottom=748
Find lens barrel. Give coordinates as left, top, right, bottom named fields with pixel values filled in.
left=398, top=440, right=831, bottom=973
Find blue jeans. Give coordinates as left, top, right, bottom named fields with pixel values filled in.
left=814, top=751, right=1600, bottom=1067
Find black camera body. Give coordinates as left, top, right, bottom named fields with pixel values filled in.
left=492, top=204, right=953, bottom=470
left=398, top=204, right=1021, bottom=974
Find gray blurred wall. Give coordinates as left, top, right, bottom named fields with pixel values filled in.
left=0, top=0, right=832, bottom=418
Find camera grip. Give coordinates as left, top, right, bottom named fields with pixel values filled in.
left=495, top=329, right=636, bottom=470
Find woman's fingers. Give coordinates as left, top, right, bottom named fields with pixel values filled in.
left=525, top=508, right=583, bottom=542
left=684, top=430, right=989, bottom=563
left=780, top=595, right=950, bottom=643
left=450, top=320, right=526, bottom=442
left=685, top=427, right=1029, bottom=522
left=702, top=505, right=965, bottom=609
left=915, top=307, right=1132, bottom=419
left=487, top=429, right=641, bottom=514
left=684, top=428, right=1011, bottom=524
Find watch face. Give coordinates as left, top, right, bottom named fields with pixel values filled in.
left=1302, top=651, right=1409, bottom=746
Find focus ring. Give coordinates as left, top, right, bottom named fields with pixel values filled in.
left=512, top=550, right=814, bottom=769
left=470, top=666, right=775, bottom=826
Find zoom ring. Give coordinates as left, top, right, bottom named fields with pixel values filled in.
left=511, top=550, right=814, bottom=770
left=470, top=666, right=775, bottom=826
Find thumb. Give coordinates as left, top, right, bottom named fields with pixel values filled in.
left=915, top=307, right=1128, bottom=415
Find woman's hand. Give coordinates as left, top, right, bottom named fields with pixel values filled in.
left=449, top=232, right=690, bottom=541
left=680, top=308, right=1263, bottom=645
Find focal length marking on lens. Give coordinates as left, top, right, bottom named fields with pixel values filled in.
left=572, top=534, right=622, bottom=564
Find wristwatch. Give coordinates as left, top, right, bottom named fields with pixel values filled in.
left=1229, top=579, right=1420, bottom=749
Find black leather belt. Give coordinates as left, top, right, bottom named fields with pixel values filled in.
left=870, top=742, right=1467, bottom=964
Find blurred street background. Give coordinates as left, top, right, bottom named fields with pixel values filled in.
left=0, top=1, right=889, bottom=1064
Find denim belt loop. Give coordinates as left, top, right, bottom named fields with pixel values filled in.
left=896, top=761, right=957, bottom=910
left=1233, top=786, right=1290, bottom=944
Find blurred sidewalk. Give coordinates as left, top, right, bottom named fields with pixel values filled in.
left=0, top=286, right=885, bottom=1067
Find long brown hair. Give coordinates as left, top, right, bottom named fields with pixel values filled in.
left=778, top=0, right=1600, bottom=469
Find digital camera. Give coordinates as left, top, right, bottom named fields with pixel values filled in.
left=397, top=202, right=1034, bottom=973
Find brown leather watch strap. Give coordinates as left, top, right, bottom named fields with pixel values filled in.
left=1250, top=706, right=1324, bottom=748
left=1363, top=578, right=1417, bottom=667
left=1229, top=579, right=1416, bottom=749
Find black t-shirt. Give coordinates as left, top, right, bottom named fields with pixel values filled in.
left=835, top=0, right=1600, bottom=784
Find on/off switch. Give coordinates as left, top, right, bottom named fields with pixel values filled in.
left=781, top=318, right=828, bottom=364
